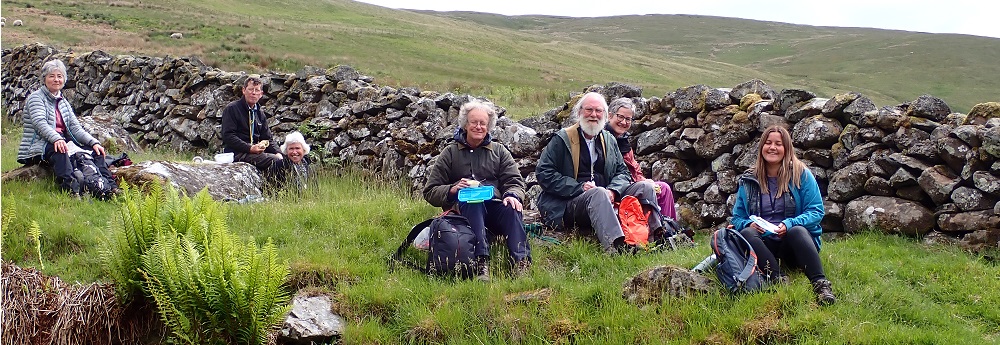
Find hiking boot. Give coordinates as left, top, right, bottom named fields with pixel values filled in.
left=513, top=260, right=531, bottom=277
left=812, top=279, right=836, bottom=306
left=475, top=257, right=491, bottom=282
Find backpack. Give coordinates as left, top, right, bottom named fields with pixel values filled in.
left=711, top=227, right=765, bottom=294
left=69, top=152, right=118, bottom=200
left=618, top=195, right=649, bottom=245
left=393, top=211, right=478, bottom=278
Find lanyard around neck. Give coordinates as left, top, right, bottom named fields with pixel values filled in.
left=248, top=108, right=255, bottom=144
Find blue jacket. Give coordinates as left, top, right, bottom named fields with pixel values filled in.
left=731, top=169, right=826, bottom=250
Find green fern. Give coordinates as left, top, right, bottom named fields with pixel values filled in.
left=105, top=182, right=290, bottom=344
left=28, top=220, right=44, bottom=270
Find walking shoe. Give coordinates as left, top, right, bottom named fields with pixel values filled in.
left=812, top=279, right=836, bottom=306
left=475, top=257, right=491, bottom=282
left=513, top=260, right=531, bottom=277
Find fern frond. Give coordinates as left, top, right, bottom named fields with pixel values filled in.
left=28, top=220, right=44, bottom=269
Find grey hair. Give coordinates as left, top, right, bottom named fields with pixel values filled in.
left=608, top=97, right=636, bottom=119
left=245, top=75, right=263, bottom=87
left=457, top=100, right=498, bottom=131
left=39, top=59, right=67, bottom=79
left=570, top=92, right=608, bottom=122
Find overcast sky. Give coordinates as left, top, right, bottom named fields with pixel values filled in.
left=356, top=0, right=1000, bottom=39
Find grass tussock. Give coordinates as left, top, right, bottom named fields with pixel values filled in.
left=0, top=262, right=158, bottom=345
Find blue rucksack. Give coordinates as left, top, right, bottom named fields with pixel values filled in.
left=711, top=228, right=765, bottom=293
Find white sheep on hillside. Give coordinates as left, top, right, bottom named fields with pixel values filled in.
left=1, top=17, right=6, bottom=23
left=13, top=19, right=23, bottom=26
left=170, top=32, right=183, bottom=39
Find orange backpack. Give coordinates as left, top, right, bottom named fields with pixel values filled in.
left=618, top=195, right=649, bottom=245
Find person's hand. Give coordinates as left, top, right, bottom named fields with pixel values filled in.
left=605, top=189, right=615, bottom=202
left=274, top=153, right=283, bottom=160
left=54, top=139, right=67, bottom=153
left=249, top=144, right=264, bottom=154
left=449, top=178, right=472, bottom=195
left=582, top=181, right=596, bottom=192
left=503, top=196, right=523, bottom=212
left=92, top=143, right=106, bottom=156
left=750, top=222, right=765, bottom=234
left=775, top=222, right=787, bottom=238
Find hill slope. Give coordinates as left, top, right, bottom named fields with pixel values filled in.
left=2, top=0, right=997, bottom=114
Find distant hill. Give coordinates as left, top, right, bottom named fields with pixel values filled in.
left=2, top=0, right=997, bottom=114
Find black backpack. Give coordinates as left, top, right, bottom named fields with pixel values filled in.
left=393, top=211, right=477, bottom=278
left=711, top=228, right=765, bottom=294
left=69, top=152, right=118, bottom=200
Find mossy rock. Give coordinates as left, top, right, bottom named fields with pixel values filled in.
left=739, top=93, right=762, bottom=111
left=964, top=102, right=1000, bottom=125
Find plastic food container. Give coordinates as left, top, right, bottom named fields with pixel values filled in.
left=458, top=186, right=494, bottom=203
left=214, top=152, right=234, bottom=163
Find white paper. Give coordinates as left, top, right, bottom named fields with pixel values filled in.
left=749, top=215, right=780, bottom=233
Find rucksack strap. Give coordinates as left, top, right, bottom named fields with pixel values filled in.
left=728, top=228, right=758, bottom=288
left=393, top=217, right=434, bottom=261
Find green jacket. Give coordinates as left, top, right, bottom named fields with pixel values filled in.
left=535, top=124, right=630, bottom=228
left=422, top=131, right=526, bottom=209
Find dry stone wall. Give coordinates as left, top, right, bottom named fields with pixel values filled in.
left=3, top=44, right=998, bottom=252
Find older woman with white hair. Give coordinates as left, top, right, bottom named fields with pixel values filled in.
left=272, top=131, right=312, bottom=191
left=17, top=59, right=118, bottom=197
left=422, top=100, right=531, bottom=281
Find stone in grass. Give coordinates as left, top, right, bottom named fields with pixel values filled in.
left=280, top=294, right=345, bottom=345
left=622, top=265, right=713, bottom=305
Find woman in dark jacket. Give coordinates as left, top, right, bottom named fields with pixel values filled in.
left=422, top=100, right=531, bottom=281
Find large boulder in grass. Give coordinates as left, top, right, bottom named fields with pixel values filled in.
left=843, top=195, right=934, bottom=236
left=112, top=161, right=263, bottom=201
left=622, top=265, right=714, bottom=305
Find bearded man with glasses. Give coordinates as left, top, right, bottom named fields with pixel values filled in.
left=535, top=92, right=663, bottom=254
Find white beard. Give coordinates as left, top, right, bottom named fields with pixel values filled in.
left=579, top=119, right=606, bottom=137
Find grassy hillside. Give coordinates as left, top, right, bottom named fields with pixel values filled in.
left=6, top=0, right=995, bottom=117
left=434, top=12, right=1000, bottom=113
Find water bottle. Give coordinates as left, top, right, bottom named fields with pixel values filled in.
left=692, top=254, right=717, bottom=273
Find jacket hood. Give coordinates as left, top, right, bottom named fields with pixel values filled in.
left=453, top=127, right=492, bottom=148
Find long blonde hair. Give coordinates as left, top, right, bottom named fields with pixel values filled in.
left=753, top=125, right=806, bottom=197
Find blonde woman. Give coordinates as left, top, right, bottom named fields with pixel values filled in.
left=730, top=125, right=835, bottom=305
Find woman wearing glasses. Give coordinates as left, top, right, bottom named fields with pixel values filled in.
left=605, top=97, right=677, bottom=222
left=422, top=100, right=532, bottom=281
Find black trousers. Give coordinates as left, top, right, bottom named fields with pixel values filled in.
left=234, top=152, right=282, bottom=177
left=740, top=225, right=827, bottom=282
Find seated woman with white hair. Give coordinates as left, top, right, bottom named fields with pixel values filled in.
left=272, top=131, right=312, bottom=191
